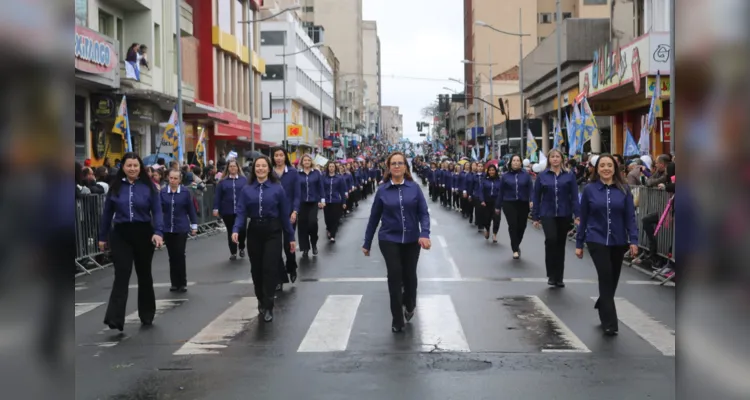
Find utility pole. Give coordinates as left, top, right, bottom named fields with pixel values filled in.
left=282, top=30, right=288, bottom=151
left=488, top=44, right=495, bottom=160
left=246, top=4, right=255, bottom=152
left=669, top=0, right=675, bottom=155
left=555, top=0, right=562, bottom=154
left=518, top=8, right=525, bottom=158
left=175, top=0, right=184, bottom=164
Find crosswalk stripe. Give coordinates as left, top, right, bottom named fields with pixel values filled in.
left=75, top=302, right=105, bottom=317
left=417, top=294, right=470, bottom=352
left=297, top=295, right=362, bottom=353
left=607, top=297, right=675, bottom=356
left=98, top=299, right=188, bottom=334
left=527, top=296, right=591, bottom=353
left=128, top=282, right=196, bottom=289
left=174, top=297, right=259, bottom=355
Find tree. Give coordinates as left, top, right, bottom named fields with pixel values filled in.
left=421, top=101, right=438, bottom=119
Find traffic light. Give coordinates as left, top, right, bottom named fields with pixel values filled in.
left=417, top=121, right=422, bottom=132
left=451, top=94, right=466, bottom=103
left=498, top=97, right=506, bottom=117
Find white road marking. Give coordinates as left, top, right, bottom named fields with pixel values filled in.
left=75, top=286, right=87, bottom=291
left=297, top=295, right=362, bottom=353
left=527, top=296, right=591, bottom=353
left=510, top=277, right=598, bottom=284
left=602, top=297, right=675, bottom=356
left=75, top=302, right=105, bottom=317
left=99, top=299, right=188, bottom=334
left=128, top=282, right=196, bottom=289
left=436, top=235, right=448, bottom=248
left=417, top=294, right=470, bottom=352
left=173, top=297, right=259, bottom=355
left=230, top=277, right=661, bottom=284
left=435, top=235, right=461, bottom=279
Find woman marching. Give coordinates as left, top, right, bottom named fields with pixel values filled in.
left=98, top=152, right=164, bottom=331
left=322, top=161, right=348, bottom=242
left=470, top=162, right=485, bottom=232
left=576, top=154, right=638, bottom=336
left=494, top=154, right=533, bottom=259
left=478, top=164, right=501, bottom=242
left=272, top=147, right=300, bottom=287
left=161, top=169, right=198, bottom=292
left=362, top=152, right=431, bottom=333
left=532, top=149, right=580, bottom=287
left=232, top=156, right=296, bottom=322
left=213, top=159, right=248, bottom=261
left=297, top=154, right=325, bottom=257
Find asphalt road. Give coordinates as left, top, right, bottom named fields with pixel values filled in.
left=75, top=184, right=676, bottom=400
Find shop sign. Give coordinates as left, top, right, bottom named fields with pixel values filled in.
left=661, top=120, right=671, bottom=142
left=75, top=25, right=117, bottom=74
left=648, top=32, right=671, bottom=75
left=323, top=139, right=333, bottom=148
left=579, top=34, right=651, bottom=98
left=90, top=94, right=117, bottom=118
left=287, top=124, right=303, bottom=138
left=646, top=76, right=670, bottom=98
left=130, top=102, right=158, bottom=123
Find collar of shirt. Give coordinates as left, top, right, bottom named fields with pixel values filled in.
left=387, top=179, right=410, bottom=189
left=228, top=174, right=239, bottom=179
left=252, top=180, right=270, bottom=189
left=594, top=180, right=619, bottom=190
left=167, top=185, right=181, bottom=194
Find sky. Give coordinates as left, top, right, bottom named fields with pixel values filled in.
left=363, top=0, right=463, bottom=143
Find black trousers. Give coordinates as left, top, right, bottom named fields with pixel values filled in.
left=462, top=195, right=473, bottom=219
left=247, top=219, right=283, bottom=310
left=323, top=203, right=344, bottom=238
left=104, top=222, right=155, bottom=326
left=587, top=242, right=628, bottom=331
left=482, top=199, right=501, bottom=234
left=222, top=214, right=246, bottom=255
left=503, top=201, right=530, bottom=252
left=453, top=190, right=461, bottom=209
left=430, top=185, right=438, bottom=202
left=642, top=212, right=659, bottom=259
left=378, top=240, right=421, bottom=328
left=278, top=219, right=297, bottom=282
left=541, top=217, right=572, bottom=281
left=473, top=197, right=483, bottom=227
left=164, top=232, right=188, bottom=287
left=298, top=202, right=319, bottom=252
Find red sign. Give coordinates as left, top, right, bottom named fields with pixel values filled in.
left=323, top=140, right=333, bottom=148
left=75, top=25, right=117, bottom=74
left=661, top=120, right=671, bottom=142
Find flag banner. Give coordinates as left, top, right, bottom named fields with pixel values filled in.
left=160, top=107, right=181, bottom=161
left=112, top=96, right=132, bottom=152
left=624, top=126, right=639, bottom=157
left=526, top=128, right=538, bottom=160
left=566, top=111, right=576, bottom=158
left=195, top=126, right=206, bottom=168
left=553, top=119, right=565, bottom=150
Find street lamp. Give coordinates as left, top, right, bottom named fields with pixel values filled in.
left=276, top=42, right=323, bottom=151
left=238, top=5, right=300, bottom=153
left=463, top=58, right=497, bottom=159
left=475, top=12, right=530, bottom=157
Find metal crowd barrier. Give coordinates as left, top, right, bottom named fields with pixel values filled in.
left=75, top=184, right=223, bottom=278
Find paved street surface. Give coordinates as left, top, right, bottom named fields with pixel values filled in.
left=75, top=186, right=675, bottom=400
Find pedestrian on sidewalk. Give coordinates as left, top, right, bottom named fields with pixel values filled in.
left=576, top=154, right=638, bottom=336
left=362, top=152, right=431, bottom=333
left=495, top=154, right=533, bottom=259
left=98, top=152, right=164, bottom=332
left=532, top=149, right=580, bottom=288
left=232, top=156, right=296, bottom=323
left=160, top=169, right=198, bottom=293
left=213, top=159, right=248, bottom=261
left=297, top=154, right=325, bottom=258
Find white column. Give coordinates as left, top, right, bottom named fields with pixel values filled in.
left=541, top=117, right=550, bottom=154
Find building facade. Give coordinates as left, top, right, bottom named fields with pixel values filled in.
left=381, top=106, right=403, bottom=145
left=362, top=20, right=381, bottom=138
left=260, top=14, right=335, bottom=160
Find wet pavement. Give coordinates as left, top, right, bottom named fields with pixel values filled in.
left=75, top=186, right=675, bottom=400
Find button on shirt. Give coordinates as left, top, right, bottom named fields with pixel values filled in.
left=576, top=181, right=638, bottom=248
left=213, top=175, right=248, bottom=216
left=273, top=166, right=300, bottom=213
left=298, top=169, right=325, bottom=204
left=495, top=169, right=533, bottom=210
left=99, top=178, right=164, bottom=241
left=363, top=180, right=430, bottom=251
left=323, top=174, right=348, bottom=204
left=531, top=169, right=580, bottom=220
left=160, top=185, right=198, bottom=234
left=233, top=180, right=295, bottom=239
left=478, top=176, right=500, bottom=203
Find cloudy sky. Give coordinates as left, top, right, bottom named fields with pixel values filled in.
left=363, top=0, right=463, bottom=143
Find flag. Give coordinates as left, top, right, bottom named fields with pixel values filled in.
left=112, top=96, right=132, bottom=152
left=195, top=127, right=207, bottom=168
left=565, top=111, right=577, bottom=158
left=160, top=107, right=182, bottom=162
left=640, top=71, right=660, bottom=155
left=526, top=128, right=538, bottom=160
left=572, top=102, right=584, bottom=156
left=580, top=97, right=598, bottom=149
left=624, top=126, right=639, bottom=157
left=483, top=139, right=489, bottom=161
left=553, top=119, right=565, bottom=150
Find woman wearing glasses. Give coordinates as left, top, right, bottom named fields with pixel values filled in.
left=362, top=152, right=431, bottom=333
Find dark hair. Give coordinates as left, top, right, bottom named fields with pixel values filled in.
left=271, top=147, right=292, bottom=168
left=590, top=154, right=628, bottom=193
left=383, top=152, right=413, bottom=182
left=613, top=154, right=625, bottom=166
left=508, top=154, right=523, bottom=171
left=324, top=161, right=338, bottom=175
left=249, top=156, right=279, bottom=184
left=75, top=162, right=84, bottom=185
left=109, top=152, right=154, bottom=196
left=485, top=164, right=500, bottom=178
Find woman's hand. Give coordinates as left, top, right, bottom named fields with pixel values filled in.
left=318, top=202, right=325, bottom=209
left=418, top=238, right=431, bottom=250
left=574, top=217, right=580, bottom=225
left=231, top=233, right=239, bottom=243
left=533, top=220, right=541, bottom=229
left=362, top=247, right=370, bottom=256
left=289, top=242, right=297, bottom=253
left=481, top=202, right=486, bottom=207
left=213, top=209, right=219, bottom=217
left=342, top=204, right=347, bottom=210
left=575, top=248, right=584, bottom=259
left=191, top=229, right=198, bottom=236
left=98, top=241, right=107, bottom=252
left=152, top=235, right=163, bottom=248
left=290, top=211, right=297, bottom=224
left=495, top=209, right=500, bottom=215
left=629, top=244, right=639, bottom=257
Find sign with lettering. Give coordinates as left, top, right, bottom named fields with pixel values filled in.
left=646, top=76, right=670, bottom=97
left=579, top=34, right=656, bottom=98
left=75, top=25, right=117, bottom=74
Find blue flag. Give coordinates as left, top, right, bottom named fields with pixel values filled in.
left=624, top=126, right=639, bottom=157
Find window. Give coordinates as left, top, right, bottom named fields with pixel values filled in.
left=153, top=23, right=162, bottom=67
left=75, top=0, right=87, bottom=26
left=235, top=0, right=244, bottom=45
left=116, top=18, right=124, bottom=58
left=260, top=31, right=286, bottom=46
left=538, top=13, right=553, bottom=24
left=303, top=6, right=314, bottom=12
left=98, top=10, right=114, bottom=37
left=583, top=0, right=607, bottom=4
left=262, top=64, right=284, bottom=80
left=173, top=34, right=178, bottom=73
left=218, top=0, right=232, bottom=32
left=563, top=12, right=572, bottom=19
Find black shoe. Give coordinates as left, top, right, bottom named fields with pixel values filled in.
left=141, top=319, right=153, bottom=326
left=290, top=271, right=297, bottom=283
left=555, top=281, right=566, bottom=288
left=547, top=278, right=555, bottom=286
left=404, top=308, right=415, bottom=322
left=603, top=328, right=618, bottom=336
left=312, top=246, right=318, bottom=255
left=391, top=325, right=404, bottom=333
left=276, top=283, right=283, bottom=292
left=104, top=320, right=124, bottom=332
left=230, top=254, right=237, bottom=261
left=263, top=309, right=274, bottom=322
left=169, top=286, right=179, bottom=292
left=302, top=250, right=309, bottom=258
left=178, top=286, right=188, bottom=293
left=258, top=306, right=265, bottom=315
left=239, top=249, right=245, bottom=258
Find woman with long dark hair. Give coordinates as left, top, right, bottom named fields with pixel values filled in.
left=494, top=154, right=533, bottom=259
left=478, top=164, right=501, bottom=242
left=362, top=152, right=431, bottom=333
left=470, top=162, right=485, bottom=231
left=297, top=154, right=325, bottom=257
left=98, top=152, right=164, bottom=331
left=160, top=169, right=198, bottom=292
left=232, top=156, right=296, bottom=322
left=532, top=149, right=580, bottom=287
left=322, top=161, right=348, bottom=242
left=213, top=159, right=248, bottom=260
left=271, top=147, right=299, bottom=286
left=576, top=154, right=638, bottom=336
